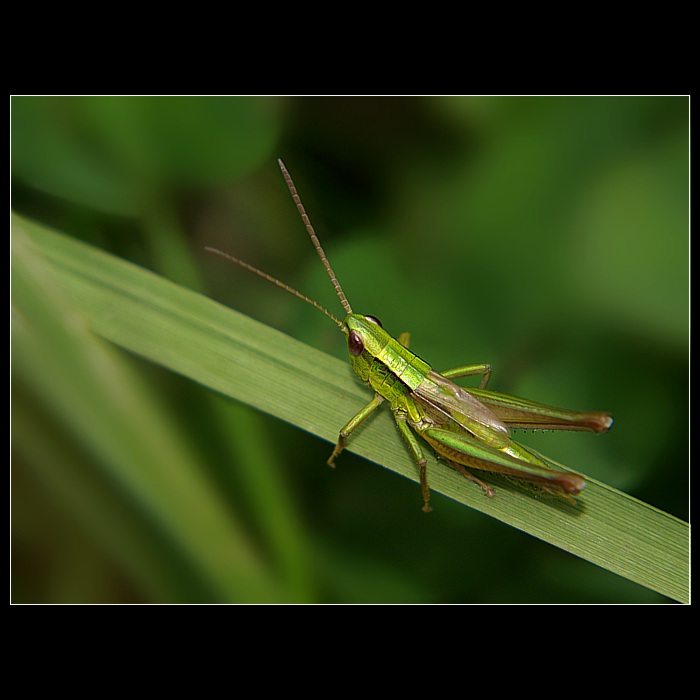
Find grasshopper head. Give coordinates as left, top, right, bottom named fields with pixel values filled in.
left=343, top=313, right=390, bottom=381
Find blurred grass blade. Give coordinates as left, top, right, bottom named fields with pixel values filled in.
left=140, top=200, right=314, bottom=602
left=12, top=217, right=286, bottom=603
left=12, top=214, right=690, bottom=603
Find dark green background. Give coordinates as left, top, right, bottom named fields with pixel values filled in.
left=11, top=96, right=688, bottom=603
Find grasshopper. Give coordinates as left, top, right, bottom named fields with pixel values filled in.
left=207, top=160, right=613, bottom=512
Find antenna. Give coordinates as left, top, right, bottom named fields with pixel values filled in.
left=204, top=247, right=345, bottom=330
left=277, top=159, right=353, bottom=316
left=205, top=160, right=353, bottom=330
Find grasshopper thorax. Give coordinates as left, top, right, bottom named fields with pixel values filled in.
left=344, top=313, right=432, bottom=395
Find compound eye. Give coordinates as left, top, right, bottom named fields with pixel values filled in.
left=364, top=315, right=382, bottom=327
left=348, top=330, right=365, bottom=356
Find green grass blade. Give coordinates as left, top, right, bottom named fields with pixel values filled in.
left=12, top=217, right=286, bottom=602
left=13, top=214, right=690, bottom=603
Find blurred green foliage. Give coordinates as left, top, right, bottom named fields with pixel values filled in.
left=11, top=96, right=688, bottom=603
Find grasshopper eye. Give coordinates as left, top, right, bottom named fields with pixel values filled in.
left=364, top=315, right=382, bottom=327
left=348, top=330, right=365, bottom=356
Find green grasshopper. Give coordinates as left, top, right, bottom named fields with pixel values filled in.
left=207, top=160, right=613, bottom=512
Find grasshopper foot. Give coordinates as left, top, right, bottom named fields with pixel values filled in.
left=327, top=437, right=346, bottom=469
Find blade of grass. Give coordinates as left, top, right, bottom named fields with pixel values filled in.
left=12, top=217, right=287, bottom=602
left=13, top=213, right=690, bottom=603
left=140, top=199, right=314, bottom=602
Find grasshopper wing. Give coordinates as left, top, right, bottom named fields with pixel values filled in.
left=413, top=370, right=511, bottom=448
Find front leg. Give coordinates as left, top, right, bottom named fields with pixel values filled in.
left=327, top=393, right=384, bottom=467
